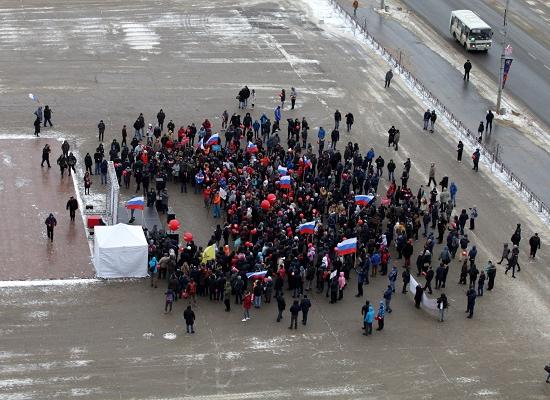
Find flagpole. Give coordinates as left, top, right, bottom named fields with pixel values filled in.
left=496, top=0, right=510, bottom=114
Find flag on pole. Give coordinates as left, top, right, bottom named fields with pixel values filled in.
left=336, top=237, right=357, bottom=255
left=279, top=175, right=291, bottom=189
left=355, top=194, right=375, bottom=206
left=205, top=133, right=220, bottom=146
left=246, top=142, right=258, bottom=153
left=28, top=93, right=39, bottom=102
left=246, top=270, right=267, bottom=279
left=298, top=221, right=316, bottom=235
left=277, top=165, right=288, bottom=175
left=502, top=58, right=513, bottom=89
left=126, top=196, right=145, bottom=210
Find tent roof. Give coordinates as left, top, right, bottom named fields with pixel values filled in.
left=95, top=224, right=148, bottom=249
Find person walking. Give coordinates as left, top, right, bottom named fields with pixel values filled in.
left=463, top=59, right=472, bottom=81
left=242, top=291, right=252, bottom=321
left=511, top=224, right=522, bottom=247
left=98, top=120, right=105, bottom=142
left=345, top=112, right=354, bottom=132
left=472, top=148, right=480, bottom=171
left=41, top=144, right=51, bottom=167
left=457, top=140, right=464, bottom=162
left=427, top=163, right=436, bottom=187
left=288, top=300, right=300, bottom=329
left=45, top=213, right=57, bottom=242
left=353, top=0, right=359, bottom=17
left=43, top=105, right=53, bottom=127
left=477, top=121, right=484, bottom=142
left=121, top=125, right=127, bottom=146
left=469, top=206, right=478, bottom=230
left=485, top=110, right=494, bottom=133
left=34, top=116, right=41, bottom=137
left=279, top=89, right=286, bottom=108
left=334, top=109, right=342, bottom=130
left=497, top=243, right=510, bottom=265
left=183, top=305, right=196, bottom=333
left=466, top=287, right=477, bottom=318
left=384, top=69, right=393, bottom=88
left=423, top=109, right=430, bottom=130
left=424, top=265, right=434, bottom=294
left=529, top=233, right=541, bottom=259
left=290, top=87, right=297, bottom=109
left=436, top=293, right=448, bottom=322
left=57, top=154, right=68, bottom=178
left=485, top=261, right=497, bottom=290
left=429, top=110, right=437, bottom=133
left=65, top=196, right=78, bottom=222
left=276, top=293, right=286, bottom=322
left=393, top=130, right=400, bottom=151
left=375, top=300, right=385, bottom=331
left=67, top=152, right=76, bottom=176
left=84, top=172, right=92, bottom=195
left=300, top=295, right=311, bottom=325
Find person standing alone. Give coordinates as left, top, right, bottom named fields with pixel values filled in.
left=463, top=59, right=472, bottom=81
left=43, top=105, right=53, bottom=127
left=384, top=69, right=393, bottom=88
left=352, top=0, right=359, bottom=17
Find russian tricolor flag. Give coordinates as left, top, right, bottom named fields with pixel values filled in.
left=336, top=237, right=357, bottom=255
left=246, top=271, right=267, bottom=280
left=205, top=133, right=220, bottom=146
left=126, top=196, right=145, bottom=210
left=246, top=142, right=258, bottom=153
left=279, top=175, right=291, bottom=189
left=355, top=194, right=375, bottom=206
left=278, top=165, right=288, bottom=175
left=303, top=156, right=312, bottom=169
left=298, top=221, right=316, bottom=235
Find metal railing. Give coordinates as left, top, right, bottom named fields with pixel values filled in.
left=327, top=0, right=549, bottom=218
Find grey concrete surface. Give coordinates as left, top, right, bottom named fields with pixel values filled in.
left=0, top=0, right=549, bottom=399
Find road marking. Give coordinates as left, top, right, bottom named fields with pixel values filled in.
left=527, top=51, right=537, bottom=59
left=544, top=64, right=550, bottom=71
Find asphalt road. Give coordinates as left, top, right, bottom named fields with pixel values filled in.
left=336, top=0, right=550, bottom=205
left=401, top=0, right=550, bottom=127
left=0, top=0, right=549, bottom=398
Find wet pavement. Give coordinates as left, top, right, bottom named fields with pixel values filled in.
left=0, top=0, right=549, bottom=398
left=335, top=0, right=550, bottom=205
left=0, top=137, right=93, bottom=280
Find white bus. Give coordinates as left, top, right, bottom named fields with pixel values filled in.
left=449, top=10, right=493, bottom=51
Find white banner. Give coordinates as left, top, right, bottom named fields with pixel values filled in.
left=409, top=275, right=438, bottom=311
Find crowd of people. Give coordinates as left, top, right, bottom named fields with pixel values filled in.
left=41, top=86, right=542, bottom=336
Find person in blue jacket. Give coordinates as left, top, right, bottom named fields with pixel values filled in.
left=252, top=120, right=260, bottom=138
left=363, top=304, right=375, bottom=336
left=449, top=182, right=458, bottom=207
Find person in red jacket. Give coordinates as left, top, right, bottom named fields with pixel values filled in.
left=242, top=291, right=252, bottom=322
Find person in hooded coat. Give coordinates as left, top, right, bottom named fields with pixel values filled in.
left=376, top=300, right=385, bottom=331
left=363, top=304, right=375, bottom=336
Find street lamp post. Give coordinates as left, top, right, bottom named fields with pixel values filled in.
left=496, top=0, right=510, bottom=114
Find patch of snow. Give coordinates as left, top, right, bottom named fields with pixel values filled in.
left=27, top=311, right=49, bottom=321
left=163, top=332, right=177, bottom=340
left=475, top=389, right=500, bottom=396
left=0, top=279, right=98, bottom=287
left=15, top=177, right=31, bottom=188
left=454, top=376, right=481, bottom=384
left=142, top=332, right=154, bottom=339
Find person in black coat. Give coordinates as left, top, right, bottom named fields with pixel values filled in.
left=41, top=144, right=51, bottom=168
left=34, top=117, right=41, bottom=137
left=463, top=59, right=472, bottom=81
left=157, top=109, right=165, bottom=131
left=457, top=141, right=464, bottom=162
left=45, top=213, right=57, bottom=242
left=66, top=196, right=78, bottom=222
left=43, top=105, right=53, bottom=127
left=401, top=268, right=410, bottom=293
left=183, top=305, right=196, bottom=333
left=423, top=266, right=434, bottom=294
left=84, top=153, right=93, bottom=175
left=98, top=120, right=105, bottom=142
left=466, top=288, right=477, bottom=318
left=529, top=233, right=541, bottom=259
left=414, top=285, right=424, bottom=308
left=300, top=295, right=311, bottom=325
left=289, top=300, right=300, bottom=329
left=276, top=294, right=286, bottom=322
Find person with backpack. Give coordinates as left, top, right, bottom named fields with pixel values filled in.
left=436, top=293, right=448, bottom=322
left=300, top=295, right=311, bottom=325
left=183, top=305, right=196, bottom=333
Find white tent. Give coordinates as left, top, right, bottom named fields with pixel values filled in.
left=93, top=224, right=148, bottom=278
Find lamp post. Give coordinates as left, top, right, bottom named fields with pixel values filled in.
left=496, top=0, right=510, bottom=114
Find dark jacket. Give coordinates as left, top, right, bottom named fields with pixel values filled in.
left=183, top=308, right=195, bottom=324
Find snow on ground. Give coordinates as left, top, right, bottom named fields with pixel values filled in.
left=374, top=0, right=550, bottom=148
